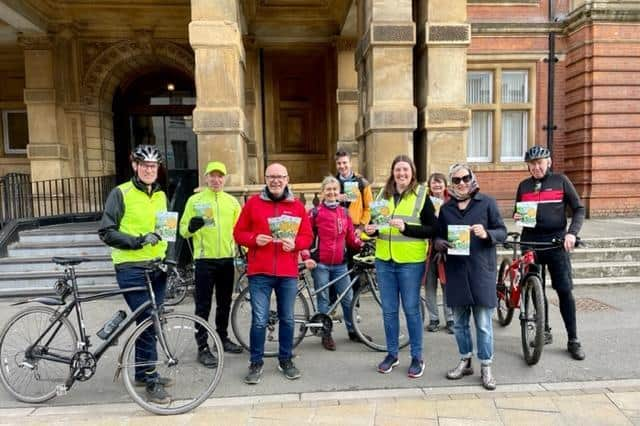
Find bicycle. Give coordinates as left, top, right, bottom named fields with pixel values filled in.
left=496, top=231, right=579, bottom=365
left=0, top=257, right=223, bottom=415
left=230, top=241, right=423, bottom=355
left=164, top=244, right=248, bottom=306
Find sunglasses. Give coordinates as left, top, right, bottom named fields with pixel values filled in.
left=451, top=174, right=472, bottom=185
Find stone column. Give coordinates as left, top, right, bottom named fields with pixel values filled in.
left=355, top=0, right=416, bottom=184
left=336, top=37, right=360, bottom=171
left=20, top=34, right=69, bottom=182
left=189, top=0, right=247, bottom=186
left=415, top=0, right=470, bottom=180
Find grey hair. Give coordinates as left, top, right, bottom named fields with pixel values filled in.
left=320, top=175, right=340, bottom=190
left=448, top=163, right=473, bottom=179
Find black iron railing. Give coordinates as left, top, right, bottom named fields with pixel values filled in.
left=0, top=173, right=116, bottom=229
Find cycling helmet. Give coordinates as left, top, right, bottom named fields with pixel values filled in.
left=524, top=145, right=551, bottom=162
left=132, top=144, right=162, bottom=163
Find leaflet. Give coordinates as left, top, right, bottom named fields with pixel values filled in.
left=155, top=211, right=178, bottom=242
left=430, top=196, right=444, bottom=217
left=516, top=201, right=537, bottom=228
left=369, top=200, right=391, bottom=230
left=448, top=224, right=470, bottom=256
left=268, top=215, right=302, bottom=242
left=343, top=181, right=359, bottom=202
left=194, top=202, right=215, bottom=227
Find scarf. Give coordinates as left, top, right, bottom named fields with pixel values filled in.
left=448, top=163, right=480, bottom=201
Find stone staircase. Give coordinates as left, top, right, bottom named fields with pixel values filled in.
left=1, top=222, right=640, bottom=296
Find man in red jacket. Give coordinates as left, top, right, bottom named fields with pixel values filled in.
left=233, top=163, right=313, bottom=385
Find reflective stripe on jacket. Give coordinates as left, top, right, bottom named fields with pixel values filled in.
left=179, top=188, right=241, bottom=259
left=111, top=181, right=168, bottom=264
left=376, top=185, right=429, bottom=263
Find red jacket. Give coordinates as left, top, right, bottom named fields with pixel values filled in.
left=304, top=203, right=363, bottom=265
left=233, top=188, right=313, bottom=278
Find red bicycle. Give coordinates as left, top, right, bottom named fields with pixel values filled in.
left=495, top=231, right=579, bottom=365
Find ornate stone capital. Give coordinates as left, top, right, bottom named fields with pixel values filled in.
left=17, top=33, right=54, bottom=50
left=335, top=37, right=357, bottom=51
left=424, top=23, right=471, bottom=46
left=27, top=143, right=69, bottom=160
left=355, top=22, right=415, bottom=64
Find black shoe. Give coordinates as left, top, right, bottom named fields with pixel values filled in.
left=222, top=338, right=243, bottom=354
left=568, top=340, right=585, bottom=360
left=426, top=320, right=440, bottom=332
left=445, top=321, right=455, bottom=334
left=244, top=362, right=264, bottom=385
left=146, top=381, right=171, bottom=404
left=348, top=331, right=371, bottom=343
left=198, top=347, right=218, bottom=368
left=278, top=359, right=301, bottom=380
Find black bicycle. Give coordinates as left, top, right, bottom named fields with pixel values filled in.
left=230, top=241, right=422, bottom=354
left=0, top=257, right=223, bottom=415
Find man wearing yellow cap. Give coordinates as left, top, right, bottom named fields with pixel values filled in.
left=180, top=161, right=243, bottom=366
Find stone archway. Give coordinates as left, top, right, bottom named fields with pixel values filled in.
left=80, top=36, right=194, bottom=176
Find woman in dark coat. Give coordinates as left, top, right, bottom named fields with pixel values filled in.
left=433, top=163, right=506, bottom=390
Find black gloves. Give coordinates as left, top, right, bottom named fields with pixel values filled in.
left=433, top=238, right=451, bottom=253
left=139, top=232, right=161, bottom=247
left=188, top=216, right=205, bottom=233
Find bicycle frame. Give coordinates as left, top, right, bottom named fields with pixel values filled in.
left=15, top=262, right=173, bottom=391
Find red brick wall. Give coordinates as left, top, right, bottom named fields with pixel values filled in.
left=564, top=23, right=640, bottom=216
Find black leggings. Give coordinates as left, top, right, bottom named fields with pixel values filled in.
left=538, top=248, right=578, bottom=341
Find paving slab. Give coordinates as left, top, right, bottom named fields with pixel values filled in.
left=499, top=409, right=565, bottom=426
left=553, top=393, right=632, bottom=426
left=373, top=398, right=437, bottom=420
left=435, top=398, right=500, bottom=422
left=607, top=391, right=640, bottom=411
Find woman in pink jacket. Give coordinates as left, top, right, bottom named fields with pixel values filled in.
left=303, top=176, right=364, bottom=351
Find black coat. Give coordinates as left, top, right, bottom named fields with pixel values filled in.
left=437, top=192, right=507, bottom=308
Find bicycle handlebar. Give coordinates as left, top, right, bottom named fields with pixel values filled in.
left=502, top=233, right=583, bottom=249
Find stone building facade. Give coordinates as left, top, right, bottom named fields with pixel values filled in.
left=0, top=0, right=638, bottom=216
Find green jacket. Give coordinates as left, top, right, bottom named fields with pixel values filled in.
left=376, top=185, right=430, bottom=263
left=179, top=188, right=241, bottom=259
left=98, top=178, right=168, bottom=265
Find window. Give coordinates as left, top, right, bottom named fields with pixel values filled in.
left=466, top=67, right=533, bottom=164
left=2, top=110, right=29, bottom=154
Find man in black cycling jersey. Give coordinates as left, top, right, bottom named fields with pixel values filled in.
left=513, top=145, right=586, bottom=360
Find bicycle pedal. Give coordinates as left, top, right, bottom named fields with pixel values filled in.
left=56, top=384, right=68, bottom=396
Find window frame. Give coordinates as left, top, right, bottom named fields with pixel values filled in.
left=466, top=63, right=536, bottom=167
left=2, top=109, right=29, bottom=155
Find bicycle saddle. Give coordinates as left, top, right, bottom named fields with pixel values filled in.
left=52, top=256, right=89, bottom=266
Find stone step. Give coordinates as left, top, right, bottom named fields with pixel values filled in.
left=576, top=237, right=640, bottom=249
left=0, top=269, right=116, bottom=289
left=497, top=247, right=640, bottom=263
left=7, top=241, right=110, bottom=258
left=572, top=276, right=640, bottom=286
left=571, top=261, right=640, bottom=279
left=0, top=255, right=113, bottom=273
left=18, top=231, right=102, bottom=244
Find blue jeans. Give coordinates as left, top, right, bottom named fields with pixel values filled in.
left=312, top=263, right=354, bottom=332
left=375, top=259, right=425, bottom=359
left=115, top=266, right=166, bottom=381
left=451, top=305, right=494, bottom=365
left=248, top=274, right=298, bottom=364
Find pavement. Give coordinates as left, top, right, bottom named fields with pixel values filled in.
left=1, top=217, right=640, bottom=424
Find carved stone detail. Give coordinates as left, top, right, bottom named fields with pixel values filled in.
left=337, top=89, right=358, bottom=104
left=24, top=89, right=56, bottom=104
left=193, top=109, right=243, bottom=132
left=82, top=39, right=194, bottom=104
left=335, top=37, right=357, bottom=51
left=372, top=24, right=415, bottom=43
left=425, top=108, right=470, bottom=128
left=18, top=34, right=54, bottom=50
left=426, top=24, right=471, bottom=45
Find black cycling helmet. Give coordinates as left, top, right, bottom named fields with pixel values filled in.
left=524, top=145, right=551, bottom=162
left=131, top=144, right=162, bottom=163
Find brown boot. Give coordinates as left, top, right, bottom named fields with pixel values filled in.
left=321, top=334, right=336, bottom=351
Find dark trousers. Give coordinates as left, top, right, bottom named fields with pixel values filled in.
left=194, top=258, right=235, bottom=347
left=115, top=266, right=166, bottom=381
left=535, top=247, right=578, bottom=340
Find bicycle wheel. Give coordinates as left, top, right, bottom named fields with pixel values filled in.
left=164, top=268, right=188, bottom=306
left=234, top=271, right=248, bottom=295
left=0, top=306, right=77, bottom=403
left=121, top=313, right=223, bottom=415
left=351, top=273, right=416, bottom=352
left=520, top=275, right=545, bottom=365
left=231, top=285, right=310, bottom=357
left=496, top=258, right=515, bottom=326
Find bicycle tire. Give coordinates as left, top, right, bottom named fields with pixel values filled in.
left=520, top=275, right=545, bottom=365
left=164, top=269, right=188, bottom=306
left=496, top=258, right=515, bottom=326
left=350, top=273, right=414, bottom=352
left=121, top=313, right=223, bottom=415
left=230, top=285, right=310, bottom=357
left=0, top=306, right=77, bottom=403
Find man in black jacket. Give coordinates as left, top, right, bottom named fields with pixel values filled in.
left=513, top=145, right=586, bottom=360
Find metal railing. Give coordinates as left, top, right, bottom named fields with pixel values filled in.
left=0, top=173, right=116, bottom=229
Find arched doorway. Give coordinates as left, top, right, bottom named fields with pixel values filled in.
left=112, top=68, right=197, bottom=203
